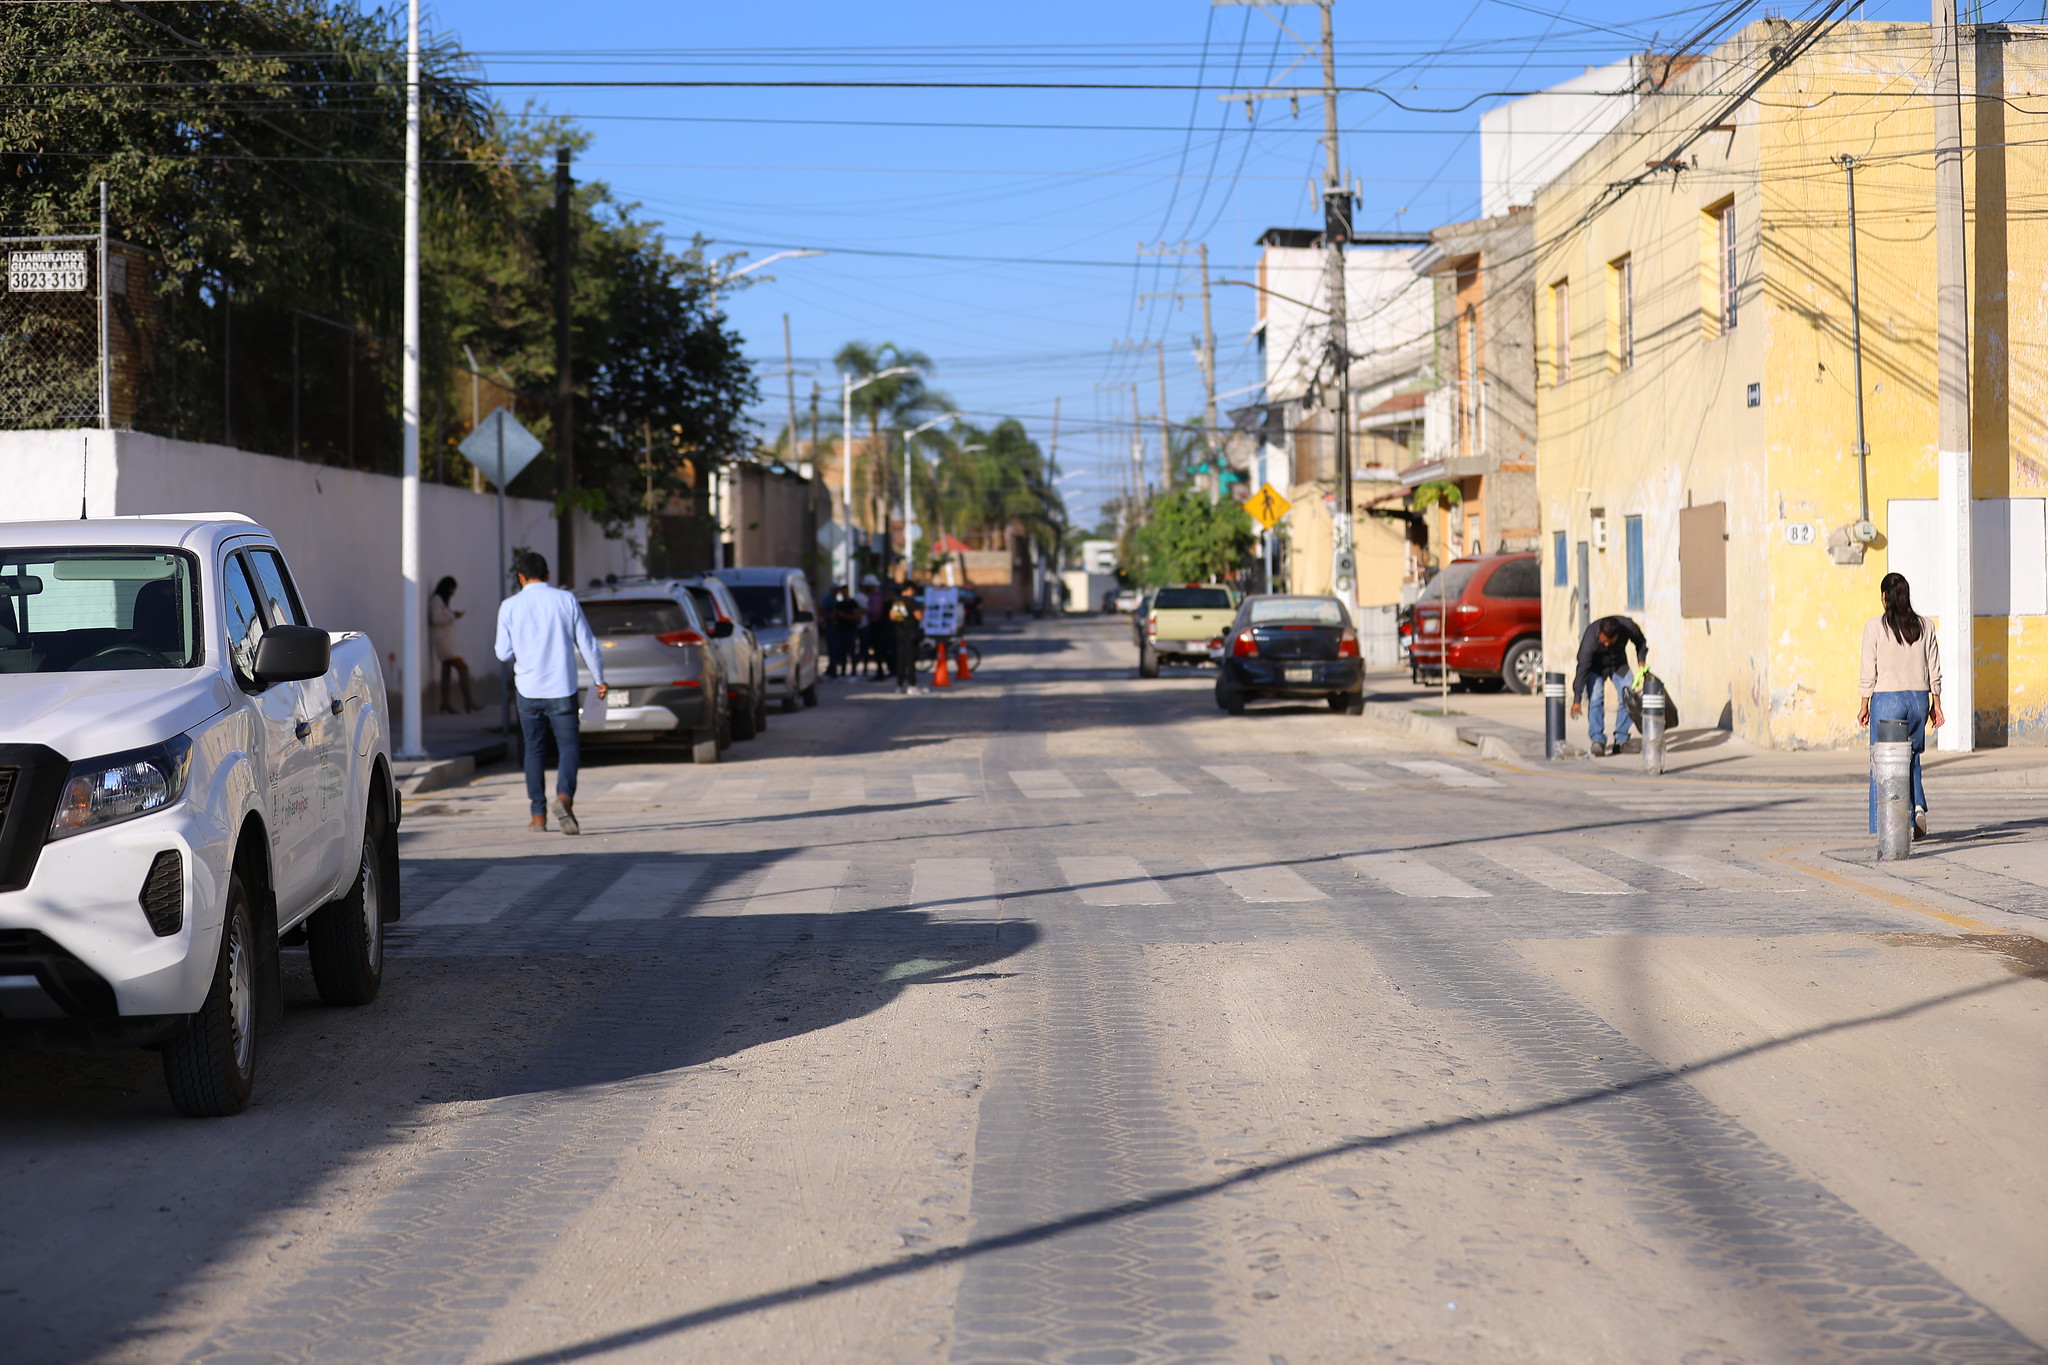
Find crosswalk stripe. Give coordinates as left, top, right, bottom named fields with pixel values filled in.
left=1482, top=843, right=1634, bottom=895
left=742, top=858, right=850, bottom=915
left=914, top=772, right=974, bottom=801
left=1011, top=770, right=1083, bottom=800
left=1390, top=759, right=1503, bottom=789
left=1107, top=767, right=1189, bottom=796
left=609, top=779, right=665, bottom=796
left=1205, top=853, right=1326, bottom=903
left=573, top=862, right=706, bottom=921
left=1203, top=764, right=1293, bottom=793
left=709, top=778, right=762, bottom=803
left=1603, top=845, right=1778, bottom=889
left=1345, top=852, right=1489, bottom=898
left=911, top=858, right=1000, bottom=915
left=1308, top=762, right=1384, bottom=789
left=412, top=863, right=567, bottom=925
left=1059, top=855, right=1170, bottom=906
left=811, top=774, right=866, bottom=804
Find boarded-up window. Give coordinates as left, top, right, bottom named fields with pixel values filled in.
left=1678, top=502, right=1726, bottom=618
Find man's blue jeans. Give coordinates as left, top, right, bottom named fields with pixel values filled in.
left=1868, top=690, right=1929, bottom=833
left=517, top=693, right=580, bottom=816
left=1584, top=667, right=1633, bottom=747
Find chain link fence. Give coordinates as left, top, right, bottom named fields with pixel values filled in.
left=0, top=231, right=104, bottom=429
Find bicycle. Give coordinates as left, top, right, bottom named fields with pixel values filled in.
left=912, top=637, right=982, bottom=674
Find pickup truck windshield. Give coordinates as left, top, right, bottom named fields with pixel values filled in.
left=726, top=585, right=787, bottom=630
left=1153, top=587, right=1233, bottom=610
left=0, top=549, right=200, bottom=673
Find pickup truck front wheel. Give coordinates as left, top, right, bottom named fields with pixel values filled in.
left=161, top=876, right=257, bottom=1117
left=308, top=830, right=384, bottom=1007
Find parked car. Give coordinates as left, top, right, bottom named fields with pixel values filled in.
left=1109, top=587, right=1143, bottom=614
left=0, top=515, right=398, bottom=1116
left=1214, top=594, right=1365, bottom=715
left=1139, top=583, right=1239, bottom=677
left=678, top=574, right=768, bottom=741
left=574, top=584, right=730, bottom=763
left=718, top=567, right=821, bottom=711
left=1406, top=551, right=1543, bottom=693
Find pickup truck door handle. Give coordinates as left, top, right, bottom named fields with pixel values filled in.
left=330, top=698, right=345, bottom=715
left=294, top=719, right=312, bottom=741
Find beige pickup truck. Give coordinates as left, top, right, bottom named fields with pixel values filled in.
left=1136, top=584, right=1240, bottom=677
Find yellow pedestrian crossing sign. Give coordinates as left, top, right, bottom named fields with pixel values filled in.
left=1246, top=483, right=1291, bottom=530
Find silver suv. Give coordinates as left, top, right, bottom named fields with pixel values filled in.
left=573, top=584, right=731, bottom=763
left=678, top=574, right=768, bottom=741
left=717, top=567, right=821, bottom=711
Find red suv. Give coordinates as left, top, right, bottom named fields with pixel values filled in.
left=1407, top=551, right=1543, bottom=693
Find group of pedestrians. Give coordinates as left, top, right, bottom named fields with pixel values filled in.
left=823, top=575, right=926, bottom=693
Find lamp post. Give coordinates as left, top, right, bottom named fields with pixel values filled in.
left=900, top=412, right=960, bottom=579
left=708, top=248, right=825, bottom=307
left=839, top=365, right=918, bottom=591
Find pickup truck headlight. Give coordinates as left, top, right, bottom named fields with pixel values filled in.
left=47, top=736, right=193, bottom=842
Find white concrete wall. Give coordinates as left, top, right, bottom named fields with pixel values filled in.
left=0, top=430, right=642, bottom=716
left=1260, top=246, right=1433, bottom=402
left=1479, top=60, right=1637, bottom=217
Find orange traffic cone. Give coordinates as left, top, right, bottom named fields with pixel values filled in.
left=955, top=639, right=973, bottom=680
left=931, top=641, right=952, bottom=688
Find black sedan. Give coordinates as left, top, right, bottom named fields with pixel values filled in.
left=1214, top=594, right=1365, bottom=716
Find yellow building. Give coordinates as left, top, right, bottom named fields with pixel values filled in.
left=1535, top=19, right=2048, bottom=748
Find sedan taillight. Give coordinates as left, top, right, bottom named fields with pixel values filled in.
left=1337, top=632, right=1360, bottom=658
left=658, top=629, right=708, bottom=647
left=1231, top=629, right=1259, bottom=658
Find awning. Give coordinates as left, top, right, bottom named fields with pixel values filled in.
left=1399, top=456, right=1488, bottom=488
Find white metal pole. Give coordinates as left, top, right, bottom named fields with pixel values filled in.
left=1933, top=0, right=1974, bottom=751
left=902, top=430, right=913, bottom=578
left=98, top=181, right=110, bottom=432
left=398, top=0, right=425, bottom=758
left=841, top=373, right=855, bottom=591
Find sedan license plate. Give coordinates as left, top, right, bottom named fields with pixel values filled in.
left=1285, top=666, right=1314, bottom=683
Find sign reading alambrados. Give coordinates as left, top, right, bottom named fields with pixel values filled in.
left=8, top=250, right=88, bottom=293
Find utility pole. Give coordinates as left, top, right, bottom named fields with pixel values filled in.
left=397, top=0, right=424, bottom=759
left=1130, top=385, right=1146, bottom=499
left=1155, top=341, right=1173, bottom=493
left=553, top=147, right=576, bottom=589
left=1197, top=242, right=1219, bottom=495
left=1316, top=0, right=1355, bottom=607
left=1933, top=0, right=1973, bottom=750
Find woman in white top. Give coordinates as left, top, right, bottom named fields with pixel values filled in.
left=1858, top=571, right=1942, bottom=838
left=431, top=576, right=481, bottom=714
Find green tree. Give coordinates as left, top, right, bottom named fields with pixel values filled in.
left=1129, top=488, right=1255, bottom=585
left=913, top=418, right=1062, bottom=576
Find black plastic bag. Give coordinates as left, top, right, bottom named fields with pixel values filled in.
left=1622, top=671, right=1680, bottom=730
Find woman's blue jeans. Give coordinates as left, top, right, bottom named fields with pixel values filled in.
left=1868, top=690, right=1929, bottom=832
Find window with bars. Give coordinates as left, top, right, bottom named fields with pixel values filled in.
left=1707, top=199, right=1737, bottom=332
left=1609, top=255, right=1634, bottom=370
left=1550, top=279, right=1571, bottom=384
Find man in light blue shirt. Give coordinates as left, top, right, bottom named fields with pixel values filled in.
left=494, top=551, right=606, bottom=835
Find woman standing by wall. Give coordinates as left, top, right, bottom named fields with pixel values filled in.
left=1859, top=572, right=1943, bottom=838
left=431, top=576, right=482, bottom=714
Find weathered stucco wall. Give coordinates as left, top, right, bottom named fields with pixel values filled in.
left=1537, top=20, right=2048, bottom=748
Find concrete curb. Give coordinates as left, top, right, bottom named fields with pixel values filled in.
left=1357, top=702, right=1473, bottom=754
left=396, top=755, right=475, bottom=797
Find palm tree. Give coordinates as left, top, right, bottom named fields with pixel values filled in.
left=834, top=341, right=945, bottom=541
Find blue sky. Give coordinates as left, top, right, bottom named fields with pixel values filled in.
left=423, top=0, right=1948, bottom=530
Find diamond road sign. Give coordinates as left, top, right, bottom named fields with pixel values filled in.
left=1245, top=482, right=1292, bottom=530
left=458, top=406, right=545, bottom=490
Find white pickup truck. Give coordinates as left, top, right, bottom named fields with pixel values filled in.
left=0, top=516, right=398, bottom=1116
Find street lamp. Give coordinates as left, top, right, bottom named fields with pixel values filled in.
left=709, top=248, right=825, bottom=303
left=900, top=412, right=960, bottom=576
left=839, top=366, right=918, bottom=591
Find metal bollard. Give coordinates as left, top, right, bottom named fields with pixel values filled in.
left=1871, top=716, right=1914, bottom=861
left=1544, top=672, right=1566, bottom=760
left=1640, top=675, right=1666, bottom=775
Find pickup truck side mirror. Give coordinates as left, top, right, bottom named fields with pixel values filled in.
left=791, top=608, right=816, bottom=624
left=253, top=624, right=331, bottom=684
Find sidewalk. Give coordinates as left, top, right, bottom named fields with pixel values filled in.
left=1362, top=670, right=2048, bottom=788
left=392, top=706, right=515, bottom=795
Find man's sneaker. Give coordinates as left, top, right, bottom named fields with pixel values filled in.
left=1913, top=808, right=1928, bottom=839
left=1590, top=741, right=1608, bottom=757
left=553, top=797, right=580, bottom=836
